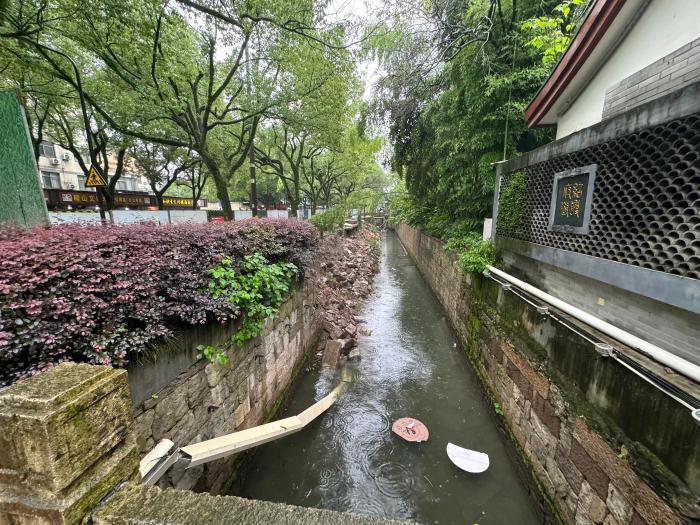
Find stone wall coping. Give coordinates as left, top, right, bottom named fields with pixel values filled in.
left=92, top=482, right=411, bottom=525
left=0, top=363, right=118, bottom=413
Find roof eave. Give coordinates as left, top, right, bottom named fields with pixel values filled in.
left=524, top=0, right=627, bottom=128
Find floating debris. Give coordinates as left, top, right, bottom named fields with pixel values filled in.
left=446, top=442, right=489, bottom=473
left=392, top=417, right=429, bottom=442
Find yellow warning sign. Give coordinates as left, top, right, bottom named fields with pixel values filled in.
left=85, top=165, right=107, bottom=187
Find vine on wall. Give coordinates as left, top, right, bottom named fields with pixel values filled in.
left=497, top=171, right=528, bottom=238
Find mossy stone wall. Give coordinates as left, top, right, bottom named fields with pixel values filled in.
left=396, top=224, right=697, bottom=525
left=0, top=363, right=139, bottom=524
left=130, top=279, right=321, bottom=493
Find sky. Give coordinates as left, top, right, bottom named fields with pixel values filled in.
left=327, top=0, right=384, bottom=101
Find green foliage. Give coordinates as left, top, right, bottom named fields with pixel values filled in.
left=497, top=172, right=528, bottom=238
left=197, top=344, right=229, bottom=366
left=374, top=0, right=557, bottom=241
left=207, top=253, right=297, bottom=349
left=444, top=233, right=497, bottom=274
left=310, top=206, right=346, bottom=237
left=425, top=214, right=482, bottom=240
left=521, top=0, right=588, bottom=65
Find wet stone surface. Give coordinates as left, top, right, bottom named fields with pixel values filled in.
left=233, top=232, right=541, bottom=524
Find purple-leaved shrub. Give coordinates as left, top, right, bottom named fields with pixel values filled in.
left=0, top=219, right=317, bottom=386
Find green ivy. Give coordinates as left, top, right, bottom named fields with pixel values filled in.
left=198, top=253, right=297, bottom=363
left=197, top=343, right=229, bottom=365
left=444, top=233, right=497, bottom=274
left=497, top=171, right=528, bottom=238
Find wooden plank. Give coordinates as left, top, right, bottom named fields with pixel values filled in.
left=180, top=380, right=349, bottom=468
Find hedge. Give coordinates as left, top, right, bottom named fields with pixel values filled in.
left=0, top=219, right=317, bottom=386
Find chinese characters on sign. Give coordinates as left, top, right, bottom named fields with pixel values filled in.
left=559, top=181, right=584, bottom=219
left=163, top=197, right=195, bottom=207
left=549, top=165, right=596, bottom=234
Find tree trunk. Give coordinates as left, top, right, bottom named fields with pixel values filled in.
left=102, top=187, right=115, bottom=210
left=155, top=192, right=165, bottom=210
left=290, top=185, right=300, bottom=218
left=203, top=156, right=233, bottom=220
left=311, top=198, right=317, bottom=216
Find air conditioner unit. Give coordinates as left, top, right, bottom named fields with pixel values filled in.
left=50, top=158, right=60, bottom=165
left=62, top=152, right=71, bottom=161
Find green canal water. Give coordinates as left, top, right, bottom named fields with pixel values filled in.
left=233, top=231, right=543, bottom=524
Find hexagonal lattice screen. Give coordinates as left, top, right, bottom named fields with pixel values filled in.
left=497, top=113, right=700, bottom=280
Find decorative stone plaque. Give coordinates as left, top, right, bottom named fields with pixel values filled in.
left=548, top=164, right=596, bottom=234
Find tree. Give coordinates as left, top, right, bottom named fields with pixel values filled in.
left=370, top=0, right=560, bottom=239
left=177, top=159, right=209, bottom=210
left=131, top=143, right=198, bottom=209
left=256, top=123, right=324, bottom=218
left=1, top=0, right=357, bottom=219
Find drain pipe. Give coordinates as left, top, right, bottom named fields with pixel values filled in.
left=487, top=266, right=700, bottom=385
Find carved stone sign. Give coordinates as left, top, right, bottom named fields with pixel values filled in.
left=548, top=164, right=596, bottom=234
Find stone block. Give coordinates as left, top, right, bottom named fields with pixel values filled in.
left=607, top=484, right=633, bottom=525
left=0, top=363, right=138, bottom=524
left=572, top=419, right=680, bottom=525
left=134, top=408, right=155, bottom=451
left=170, top=411, right=196, bottom=446
left=205, top=362, right=225, bottom=388
left=152, top=388, right=189, bottom=441
left=185, top=371, right=209, bottom=408
left=532, top=392, right=561, bottom=438
left=322, top=339, right=343, bottom=368
left=210, top=381, right=229, bottom=407
left=578, top=480, right=608, bottom=524
left=556, top=445, right=583, bottom=493
left=603, top=515, right=622, bottom=525
left=92, top=482, right=410, bottom=525
left=233, top=396, right=251, bottom=428
left=546, top=455, right=572, bottom=499
left=570, top=438, right=610, bottom=500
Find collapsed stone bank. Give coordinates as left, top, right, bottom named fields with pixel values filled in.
left=128, top=227, right=381, bottom=492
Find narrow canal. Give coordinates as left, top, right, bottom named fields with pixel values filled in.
left=234, top=231, right=542, bottom=524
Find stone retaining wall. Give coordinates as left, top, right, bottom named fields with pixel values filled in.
left=0, top=362, right=408, bottom=525
left=395, top=224, right=697, bottom=525
left=130, top=279, right=320, bottom=493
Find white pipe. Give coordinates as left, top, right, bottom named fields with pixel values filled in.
left=487, top=266, right=700, bottom=385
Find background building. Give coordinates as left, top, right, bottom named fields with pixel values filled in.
left=36, top=140, right=151, bottom=193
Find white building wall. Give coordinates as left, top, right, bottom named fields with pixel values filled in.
left=38, top=142, right=150, bottom=193
left=556, top=0, right=700, bottom=139
left=37, top=143, right=86, bottom=190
